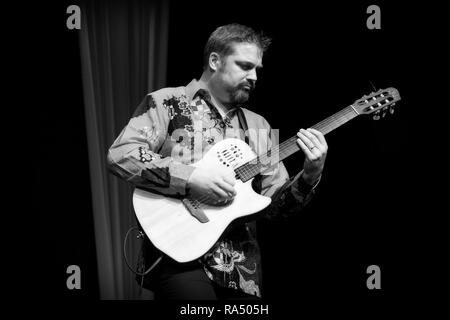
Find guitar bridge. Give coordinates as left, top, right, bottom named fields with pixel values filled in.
left=182, top=198, right=209, bottom=223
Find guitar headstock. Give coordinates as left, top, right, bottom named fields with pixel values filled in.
left=352, top=87, right=401, bottom=120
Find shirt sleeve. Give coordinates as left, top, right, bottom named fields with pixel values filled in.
left=261, top=168, right=320, bottom=220
left=107, top=94, right=195, bottom=197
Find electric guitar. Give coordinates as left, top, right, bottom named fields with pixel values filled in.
left=133, top=87, right=401, bottom=262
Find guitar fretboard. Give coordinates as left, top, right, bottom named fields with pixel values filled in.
left=235, top=105, right=359, bottom=182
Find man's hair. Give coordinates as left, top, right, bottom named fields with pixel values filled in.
left=203, top=23, right=272, bottom=70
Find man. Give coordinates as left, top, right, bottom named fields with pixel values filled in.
left=107, top=23, right=328, bottom=299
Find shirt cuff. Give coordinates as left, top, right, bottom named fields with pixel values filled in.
left=296, top=173, right=322, bottom=195
left=168, top=161, right=196, bottom=196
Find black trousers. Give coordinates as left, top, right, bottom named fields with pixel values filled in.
left=144, top=255, right=260, bottom=300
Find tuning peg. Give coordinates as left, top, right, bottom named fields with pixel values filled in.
left=373, top=111, right=380, bottom=120
left=382, top=108, right=387, bottom=118
left=389, top=106, right=395, bottom=114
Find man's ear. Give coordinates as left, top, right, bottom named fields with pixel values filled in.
left=208, top=52, right=221, bottom=72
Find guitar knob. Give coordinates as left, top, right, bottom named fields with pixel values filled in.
left=373, top=111, right=380, bottom=120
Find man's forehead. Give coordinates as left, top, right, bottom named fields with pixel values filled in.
left=228, top=42, right=263, bottom=65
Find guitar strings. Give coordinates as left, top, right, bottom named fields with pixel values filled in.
left=234, top=105, right=358, bottom=181
left=202, top=95, right=395, bottom=190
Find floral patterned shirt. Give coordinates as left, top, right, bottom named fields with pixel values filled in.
left=107, top=79, right=320, bottom=298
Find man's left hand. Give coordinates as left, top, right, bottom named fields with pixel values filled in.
left=296, top=128, right=328, bottom=185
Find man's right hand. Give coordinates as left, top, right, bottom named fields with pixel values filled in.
left=186, top=166, right=236, bottom=205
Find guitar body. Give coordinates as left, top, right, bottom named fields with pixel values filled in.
left=133, top=138, right=271, bottom=263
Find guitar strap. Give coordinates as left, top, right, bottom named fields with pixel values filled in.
left=235, top=107, right=262, bottom=194
left=234, top=108, right=261, bottom=242
left=236, top=107, right=249, bottom=144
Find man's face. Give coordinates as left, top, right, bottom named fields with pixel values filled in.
left=213, top=42, right=263, bottom=105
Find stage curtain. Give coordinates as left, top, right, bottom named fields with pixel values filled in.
left=78, top=0, right=169, bottom=299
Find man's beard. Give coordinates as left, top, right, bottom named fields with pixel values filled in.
left=227, top=82, right=254, bottom=106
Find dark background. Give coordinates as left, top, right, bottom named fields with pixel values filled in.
left=35, top=0, right=445, bottom=309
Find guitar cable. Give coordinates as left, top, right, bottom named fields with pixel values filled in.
left=123, top=226, right=162, bottom=277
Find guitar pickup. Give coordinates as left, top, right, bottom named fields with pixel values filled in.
left=182, top=198, right=209, bottom=223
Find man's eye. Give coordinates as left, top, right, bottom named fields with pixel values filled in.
left=239, top=63, right=251, bottom=71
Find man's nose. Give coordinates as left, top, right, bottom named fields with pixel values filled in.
left=247, top=68, right=257, bottom=82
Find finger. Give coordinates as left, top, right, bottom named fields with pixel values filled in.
left=301, top=129, right=322, bottom=150
left=210, top=184, right=230, bottom=200
left=296, top=136, right=315, bottom=160
left=215, top=179, right=236, bottom=197
left=297, top=132, right=322, bottom=160
left=297, top=130, right=314, bottom=148
left=300, top=129, right=326, bottom=158
left=307, top=128, right=328, bottom=149
left=222, top=173, right=236, bottom=187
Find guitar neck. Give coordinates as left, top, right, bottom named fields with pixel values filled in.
left=235, top=105, right=359, bottom=182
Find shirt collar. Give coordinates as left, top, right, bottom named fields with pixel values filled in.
left=185, top=79, right=240, bottom=118
left=185, top=79, right=208, bottom=102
